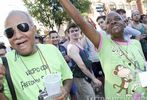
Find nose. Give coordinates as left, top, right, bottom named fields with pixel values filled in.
left=13, top=28, right=23, bottom=39
left=110, top=20, right=117, bottom=25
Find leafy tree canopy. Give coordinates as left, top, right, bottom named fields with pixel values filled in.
left=23, top=0, right=91, bottom=30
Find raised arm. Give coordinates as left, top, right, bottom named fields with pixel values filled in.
left=59, top=0, right=100, bottom=48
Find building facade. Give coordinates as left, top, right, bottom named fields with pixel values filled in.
left=90, top=0, right=146, bottom=20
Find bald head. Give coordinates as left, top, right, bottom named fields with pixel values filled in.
left=5, top=10, right=34, bottom=28
left=4, top=10, right=37, bottom=56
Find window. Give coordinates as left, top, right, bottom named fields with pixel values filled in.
left=95, top=3, right=105, bottom=12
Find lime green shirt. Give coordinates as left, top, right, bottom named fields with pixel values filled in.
left=1, top=44, right=73, bottom=100
left=98, top=33, right=147, bottom=99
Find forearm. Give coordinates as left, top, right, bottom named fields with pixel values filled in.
left=0, top=93, right=7, bottom=100
left=63, top=79, right=73, bottom=94
left=80, top=66, right=96, bottom=81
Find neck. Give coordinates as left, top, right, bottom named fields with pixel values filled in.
left=70, top=39, right=79, bottom=43
left=112, top=37, right=127, bottom=42
left=18, top=45, right=38, bottom=56
left=133, top=20, right=140, bottom=24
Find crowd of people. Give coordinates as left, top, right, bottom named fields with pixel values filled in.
left=0, top=0, right=147, bottom=100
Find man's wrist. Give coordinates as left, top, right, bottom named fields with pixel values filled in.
left=0, top=92, right=7, bottom=100
left=0, top=84, right=4, bottom=93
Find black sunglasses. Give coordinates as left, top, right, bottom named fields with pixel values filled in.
left=4, top=23, right=30, bottom=39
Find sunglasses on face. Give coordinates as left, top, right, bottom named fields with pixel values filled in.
left=4, top=23, right=30, bottom=39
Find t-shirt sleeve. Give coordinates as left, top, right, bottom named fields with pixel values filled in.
left=55, top=46, right=73, bottom=81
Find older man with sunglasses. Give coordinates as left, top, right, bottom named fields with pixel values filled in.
left=0, top=10, right=73, bottom=100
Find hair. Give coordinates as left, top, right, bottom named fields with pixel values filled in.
left=131, top=10, right=140, bottom=18
left=96, top=16, right=106, bottom=22
left=140, top=14, right=146, bottom=22
left=48, top=30, right=58, bottom=37
left=66, top=23, right=79, bottom=33
left=116, top=9, right=126, bottom=14
left=5, top=10, right=34, bottom=26
left=35, top=34, right=44, bottom=44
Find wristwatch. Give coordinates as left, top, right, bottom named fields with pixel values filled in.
left=0, top=84, right=4, bottom=93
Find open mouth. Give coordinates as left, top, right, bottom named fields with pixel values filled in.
left=111, top=25, right=121, bottom=33
left=112, top=25, right=120, bottom=30
left=16, top=40, right=28, bottom=50
left=17, top=40, right=27, bottom=46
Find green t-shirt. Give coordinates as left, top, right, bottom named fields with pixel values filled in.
left=1, top=44, right=73, bottom=100
left=98, top=33, right=147, bottom=99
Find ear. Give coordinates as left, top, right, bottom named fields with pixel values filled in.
left=32, top=25, right=37, bottom=35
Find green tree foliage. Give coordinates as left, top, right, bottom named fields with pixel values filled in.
left=23, top=0, right=91, bottom=30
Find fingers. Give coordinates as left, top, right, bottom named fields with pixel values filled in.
left=93, top=78, right=102, bottom=87
left=54, top=87, right=67, bottom=100
left=0, top=65, right=5, bottom=85
left=0, top=65, right=5, bottom=75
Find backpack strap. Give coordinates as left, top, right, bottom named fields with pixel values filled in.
left=1, top=57, right=17, bottom=100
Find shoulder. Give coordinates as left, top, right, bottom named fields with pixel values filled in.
left=59, top=44, right=67, bottom=51
left=130, top=39, right=141, bottom=46
left=5, top=49, right=16, bottom=58
left=59, top=44, right=66, bottom=49
left=67, top=44, right=79, bottom=53
left=124, top=26, right=141, bottom=35
left=37, top=44, right=62, bottom=55
left=37, top=44, right=57, bottom=50
left=67, top=44, right=78, bottom=50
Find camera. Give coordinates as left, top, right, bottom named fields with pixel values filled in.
left=143, top=34, right=147, bottom=40
left=144, top=36, right=147, bottom=40
left=38, top=90, right=48, bottom=100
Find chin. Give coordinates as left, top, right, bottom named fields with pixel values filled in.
left=18, top=52, right=31, bottom=56
left=111, top=31, right=119, bottom=35
left=17, top=49, right=34, bottom=56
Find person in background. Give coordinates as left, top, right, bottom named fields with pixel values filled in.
left=140, top=14, right=147, bottom=24
left=62, top=29, right=70, bottom=49
left=43, top=33, right=52, bottom=44
left=96, top=15, right=107, bottom=31
left=66, top=22, right=102, bottom=100
left=83, top=16, right=105, bottom=97
left=35, top=34, right=43, bottom=44
left=130, top=10, right=147, bottom=60
left=45, top=30, right=71, bottom=65
left=59, top=0, right=147, bottom=99
left=130, top=10, right=147, bottom=34
left=0, top=10, right=73, bottom=100
left=0, top=42, right=7, bottom=57
left=116, top=9, right=142, bottom=41
left=45, top=30, right=77, bottom=100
